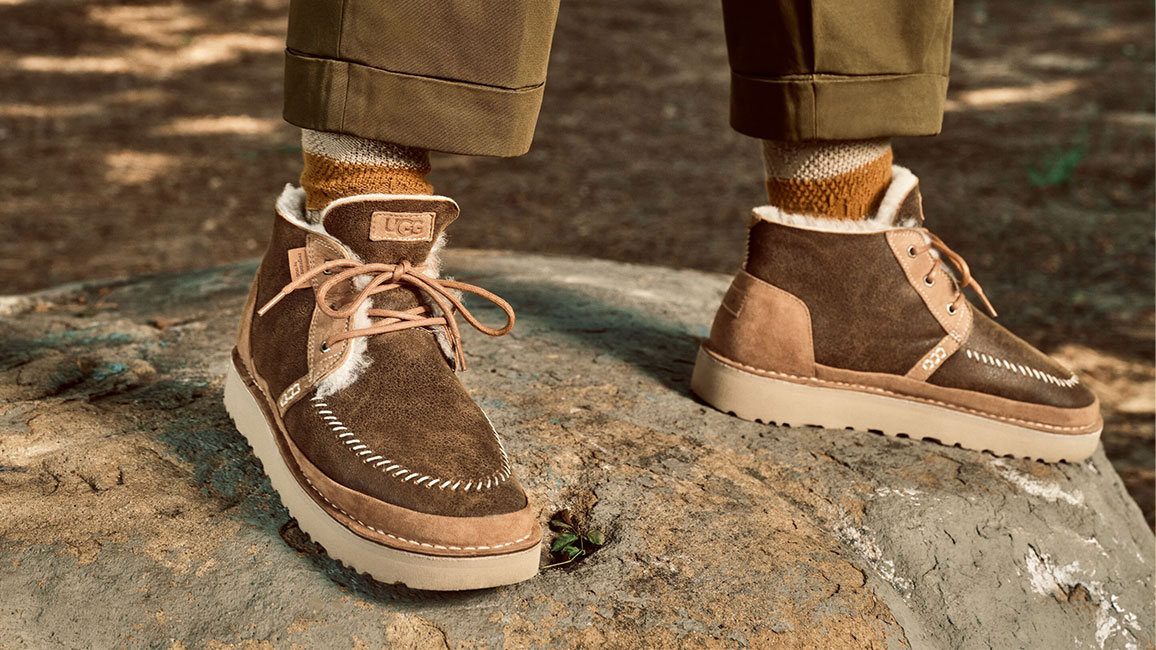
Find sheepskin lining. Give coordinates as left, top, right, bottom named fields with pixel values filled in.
left=752, top=165, right=921, bottom=233
left=272, top=184, right=457, bottom=394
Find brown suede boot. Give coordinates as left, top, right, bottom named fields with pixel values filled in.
left=692, top=167, right=1102, bottom=463
left=225, top=186, right=541, bottom=590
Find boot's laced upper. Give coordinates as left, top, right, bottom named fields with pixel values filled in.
left=910, top=229, right=998, bottom=318
left=258, top=259, right=514, bottom=370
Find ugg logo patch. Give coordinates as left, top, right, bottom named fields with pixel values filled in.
left=370, top=211, right=435, bottom=242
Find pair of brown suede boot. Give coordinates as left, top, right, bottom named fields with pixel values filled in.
left=224, top=168, right=1101, bottom=590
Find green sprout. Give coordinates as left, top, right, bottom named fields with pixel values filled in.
left=544, top=508, right=606, bottom=569
left=1027, top=125, right=1089, bottom=188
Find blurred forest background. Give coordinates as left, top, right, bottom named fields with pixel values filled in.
left=1, top=0, right=1152, bottom=525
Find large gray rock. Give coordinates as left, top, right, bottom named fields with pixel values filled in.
left=1, top=252, right=1151, bottom=649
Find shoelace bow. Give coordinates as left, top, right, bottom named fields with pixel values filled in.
left=912, top=229, right=998, bottom=318
left=257, top=259, right=514, bottom=370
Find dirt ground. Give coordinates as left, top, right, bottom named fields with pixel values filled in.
left=1, top=0, right=1152, bottom=525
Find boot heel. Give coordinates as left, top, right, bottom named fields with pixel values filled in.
left=691, top=346, right=818, bottom=426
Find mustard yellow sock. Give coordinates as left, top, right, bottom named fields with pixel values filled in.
left=300, top=129, right=432, bottom=221
left=762, top=139, right=893, bottom=220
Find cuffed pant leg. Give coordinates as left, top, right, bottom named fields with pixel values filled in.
left=721, top=0, right=953, bottom=140
left=284, top=0, right=561, bottom=157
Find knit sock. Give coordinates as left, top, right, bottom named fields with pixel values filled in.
left=761, top=139, right=893, bottom=220
left=300, top=129, right=433, bottom=222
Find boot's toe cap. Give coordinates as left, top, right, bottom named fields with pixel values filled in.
left=279, top=391, right=540, bottom=555
left=291, top=440, right=542, bottom=557
left=929, top=312, right=1098, bottom=411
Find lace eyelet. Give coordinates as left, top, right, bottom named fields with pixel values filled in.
left=322, top=269, right=334, bottom=275
left=946, top=304, right=957, bottom=315
left=907, top=246, right=917, bottom=257
left=319, top=342, right=331, bottom=353
left=924, top=276, right=935, bottom=287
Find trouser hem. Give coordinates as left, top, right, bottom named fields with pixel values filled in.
left=283, top=50, right=545, bottom=157
left=730, top=72, right=949, bottom=141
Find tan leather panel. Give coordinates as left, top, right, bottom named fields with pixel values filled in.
left=269, top=234, right=356, bottom=415
left=706, top=270, right=815, bottom=377
left=885, top=229, right=973, bottom=345
left=884, top=228, right=973, bottom=383
left=906, top=331, right=962, bottom=381
left=305, top=306, right=349, bottom=383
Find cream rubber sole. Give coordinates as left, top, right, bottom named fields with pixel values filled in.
left=223, top=363, right=541, bottom=591
left=691, top=347, right=1100, bottom=463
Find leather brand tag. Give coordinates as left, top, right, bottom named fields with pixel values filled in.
left=287, top=247, right=309, bottom=281
left=370, top=211, right=435, bottom=242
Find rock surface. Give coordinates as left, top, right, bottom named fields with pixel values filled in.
left=1, top=253, right=1152, bottom=650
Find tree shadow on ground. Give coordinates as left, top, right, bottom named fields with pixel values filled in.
left=470, top=275, right=707, bottom=396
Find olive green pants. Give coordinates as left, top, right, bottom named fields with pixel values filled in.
left=284, top=1, right=952, bottom=157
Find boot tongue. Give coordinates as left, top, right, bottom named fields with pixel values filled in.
left=320, top=195, right=459, bottom=314
left=321, top=195, right=459, bottom=264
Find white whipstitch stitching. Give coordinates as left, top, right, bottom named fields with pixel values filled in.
left=309, top=397, right=513, bottom=491
left=965, top=349, right=1079, bottom=388
left=300, top=476, right=533, bottom=552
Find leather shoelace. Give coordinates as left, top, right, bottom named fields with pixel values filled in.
left=913, top=229, right=998, bottom=318
left=258, top=259, right=514, bottom=370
